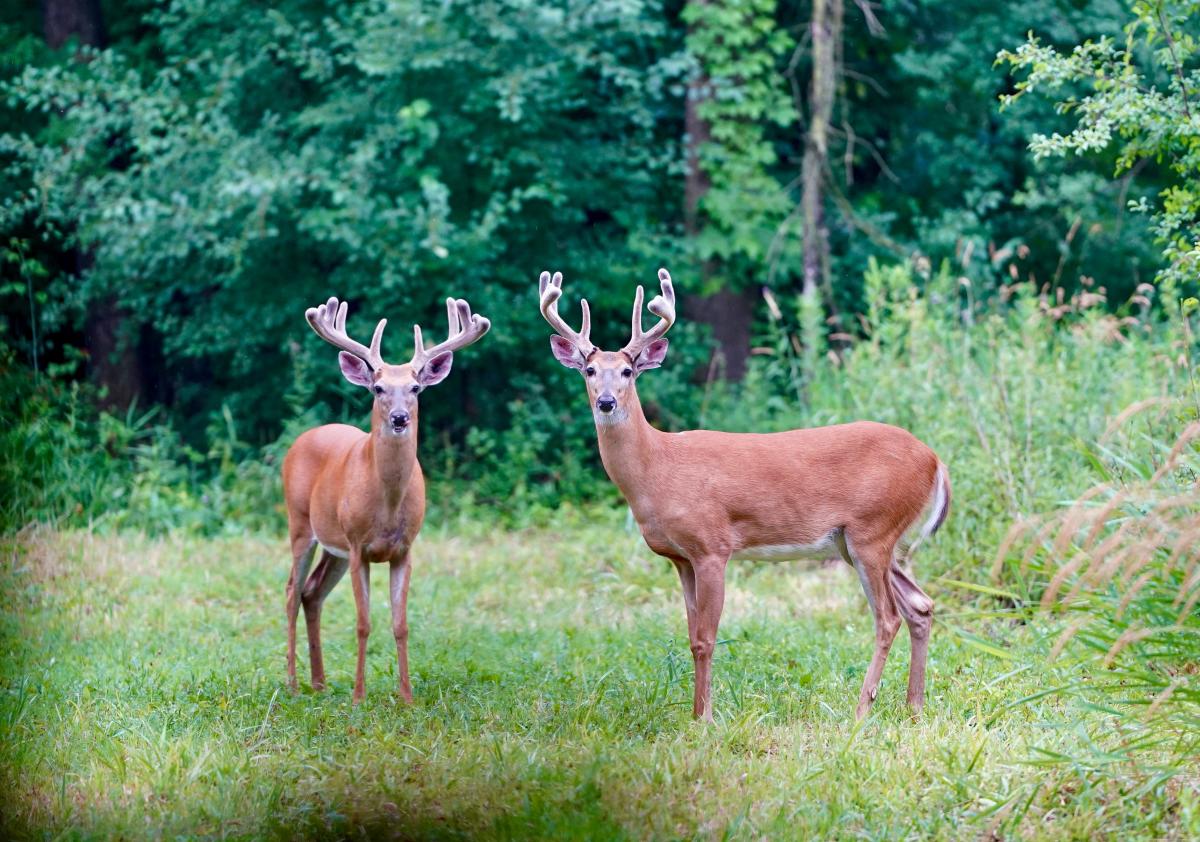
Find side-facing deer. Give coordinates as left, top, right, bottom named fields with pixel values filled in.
left=538, top=268, right=950, bottom=720
left=283, top=294, right=489, bottom=703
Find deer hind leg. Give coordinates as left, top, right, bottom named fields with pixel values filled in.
left=689, top=555, right=728, bottom=722
left=301, top=550, right=348, bottom=691
left=838, top=534, right=902, bottom=720
left=889, top=559, right=934, bottom=713
left=389, top=553, right=413, bottom=704
left=286, top=535, right=318, bottom=691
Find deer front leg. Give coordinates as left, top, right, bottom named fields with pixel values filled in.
left=301, top=551, right=348, bottom=690
left=389, top=553, right=413, bottom=704
left=671, top=559, right=698, bottom=643
left=349, top=550, right=371, bottom=703
left=689, top=555, right=728, bottom=722
left=286, top=536, right=317, bottom=691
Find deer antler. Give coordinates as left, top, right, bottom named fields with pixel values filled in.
left=622, top=268, right=676, bottom=358
left=410, top=297, right=491, bottom=372
left=538, top=271, right=595, bottom=356
left=306, top=297, right=387, bottom=370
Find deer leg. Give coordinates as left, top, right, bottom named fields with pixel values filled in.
left=389, top=553, right=413, bottom=704
left=301, top=551, right=348, bottom=691
left=671, top=559, right=698, bottom=645
left=349, top=551, right=371, bottom=703
left=690, top=556, right=728, bottom=722
left=890, top=561, right=934, bottom=712
left=286, top=535, right=317, bottom=691
left=840, top=536, right=902, bottom=719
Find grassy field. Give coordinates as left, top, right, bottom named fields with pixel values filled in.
left=1, top=515, right=1195, bottom=840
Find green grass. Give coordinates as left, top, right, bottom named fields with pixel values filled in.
left=2, top=515, right=1196, bottom=840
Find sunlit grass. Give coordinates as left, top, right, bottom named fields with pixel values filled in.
left=1, top=519, right=1195, bottom=839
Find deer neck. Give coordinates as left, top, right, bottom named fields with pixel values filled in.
left=593, top=387, right=661, bottom=503
left=366, top=417, right=418, bottom=508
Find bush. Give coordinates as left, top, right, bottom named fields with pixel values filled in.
left=5, top=257, right=1195, bottom=545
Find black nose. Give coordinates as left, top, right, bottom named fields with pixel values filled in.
left=596, top=396, right=616, bottom=413
left=390, top=411, right=410, bottom=428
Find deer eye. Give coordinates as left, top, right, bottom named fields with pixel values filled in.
left=621, top=368, right=633, bottom=378
left=373, top=385, right=384, bottom=395
left=584, top=366, right=596, bottom=377
left=411, top=385, right=420, bottom=394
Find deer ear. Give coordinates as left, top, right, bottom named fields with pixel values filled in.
left=550, top=336, right=586, bottom=370
left=417, top=351, right=453, bottom=386
left=338, top=352, right=374, bottom=387
left=634, top=338, right=668, bottom=372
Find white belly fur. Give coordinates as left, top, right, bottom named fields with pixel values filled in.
left=734, top=534, right=839, bottom=562
left=319, top=542, right=350, bottom=559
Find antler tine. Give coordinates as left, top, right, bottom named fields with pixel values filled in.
left=538, top=270, right=594, bottom=355
left=305, top=296, right=387, bottom=370
left=623, top=267, right=676, bottom=356
left=410, top=296, right=491, bottom=371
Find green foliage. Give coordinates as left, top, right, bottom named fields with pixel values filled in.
left=685, top=0, right=798, bottom=285
left=999, top=0, right=1200, bottom=291
left=1, top=0, right=685, bottom=443
left=0, top=0, right=1175, bottom=457
left=0, top=348, right=296, bottom=535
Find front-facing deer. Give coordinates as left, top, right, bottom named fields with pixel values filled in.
left=538, top=269, right=950, bottom=720
left=283, top=295, right=489, bottom=703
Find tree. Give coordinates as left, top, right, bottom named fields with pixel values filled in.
left=40, top=0, right=105, bottom=49
left=684, top=0, right=797, bottom=379
left=999, top=0, right=1200, bottom=293
left=800, top=0, right=839, bottom=300
left=2, top=0, right=685, bottom=444
left=38, top=0, right=156, bottom=409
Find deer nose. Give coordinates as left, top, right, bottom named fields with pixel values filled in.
left=596, top=395, right=617, bottom=413
left=390, top=410, right=410, bottom=428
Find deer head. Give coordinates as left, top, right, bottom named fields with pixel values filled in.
left=306, top=296, right=490, bottom=436
left=539, top=268, right=675, bottom=424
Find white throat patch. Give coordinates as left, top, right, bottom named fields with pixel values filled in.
left=593, top=407, right=630, bottom=426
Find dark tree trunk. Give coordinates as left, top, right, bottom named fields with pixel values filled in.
left=83, top=302, right=146, bottom=410
left=684, top=29, right=711, bottom=239
left=41, top=0, right=106, bottom=49
left=683, top=0, right=754, bottom=381
left=683, top=287, right=758, bottom=380
left=42, top=0, right=148, bottom=410
left=801, top=0, right=838, bottom=300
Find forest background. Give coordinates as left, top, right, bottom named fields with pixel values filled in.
left=3, top=0, right=1194, bottom=528
left=1, top=1, right=1199, bottom=837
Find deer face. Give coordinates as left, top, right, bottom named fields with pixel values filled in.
left=304, top=294, right=489, bottom=438
left=338, top=353, right=452, bottom=436
left=540, top=268, right=676, bottom=426
left=552, top=343, right=668, bottom=424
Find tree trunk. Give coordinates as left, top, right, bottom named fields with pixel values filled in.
left=42, top=0, right=148, bottom=410
left=41, top=0, right=106, bottom=49
left=683, top=0, right=755, bottom=381
left=801, top=0, right=838, bottom=300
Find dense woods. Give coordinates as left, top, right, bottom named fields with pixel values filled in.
left=3, top=1, right=1190, bottom=492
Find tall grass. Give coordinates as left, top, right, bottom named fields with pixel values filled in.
left=988, top=398, right=1199, bottom=798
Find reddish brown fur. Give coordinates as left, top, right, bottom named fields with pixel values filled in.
left=283, top=296, right=489, bottom=704
left=283, top=366, right=426, bottom=703
left=541, top=271, right=950, bottom=721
